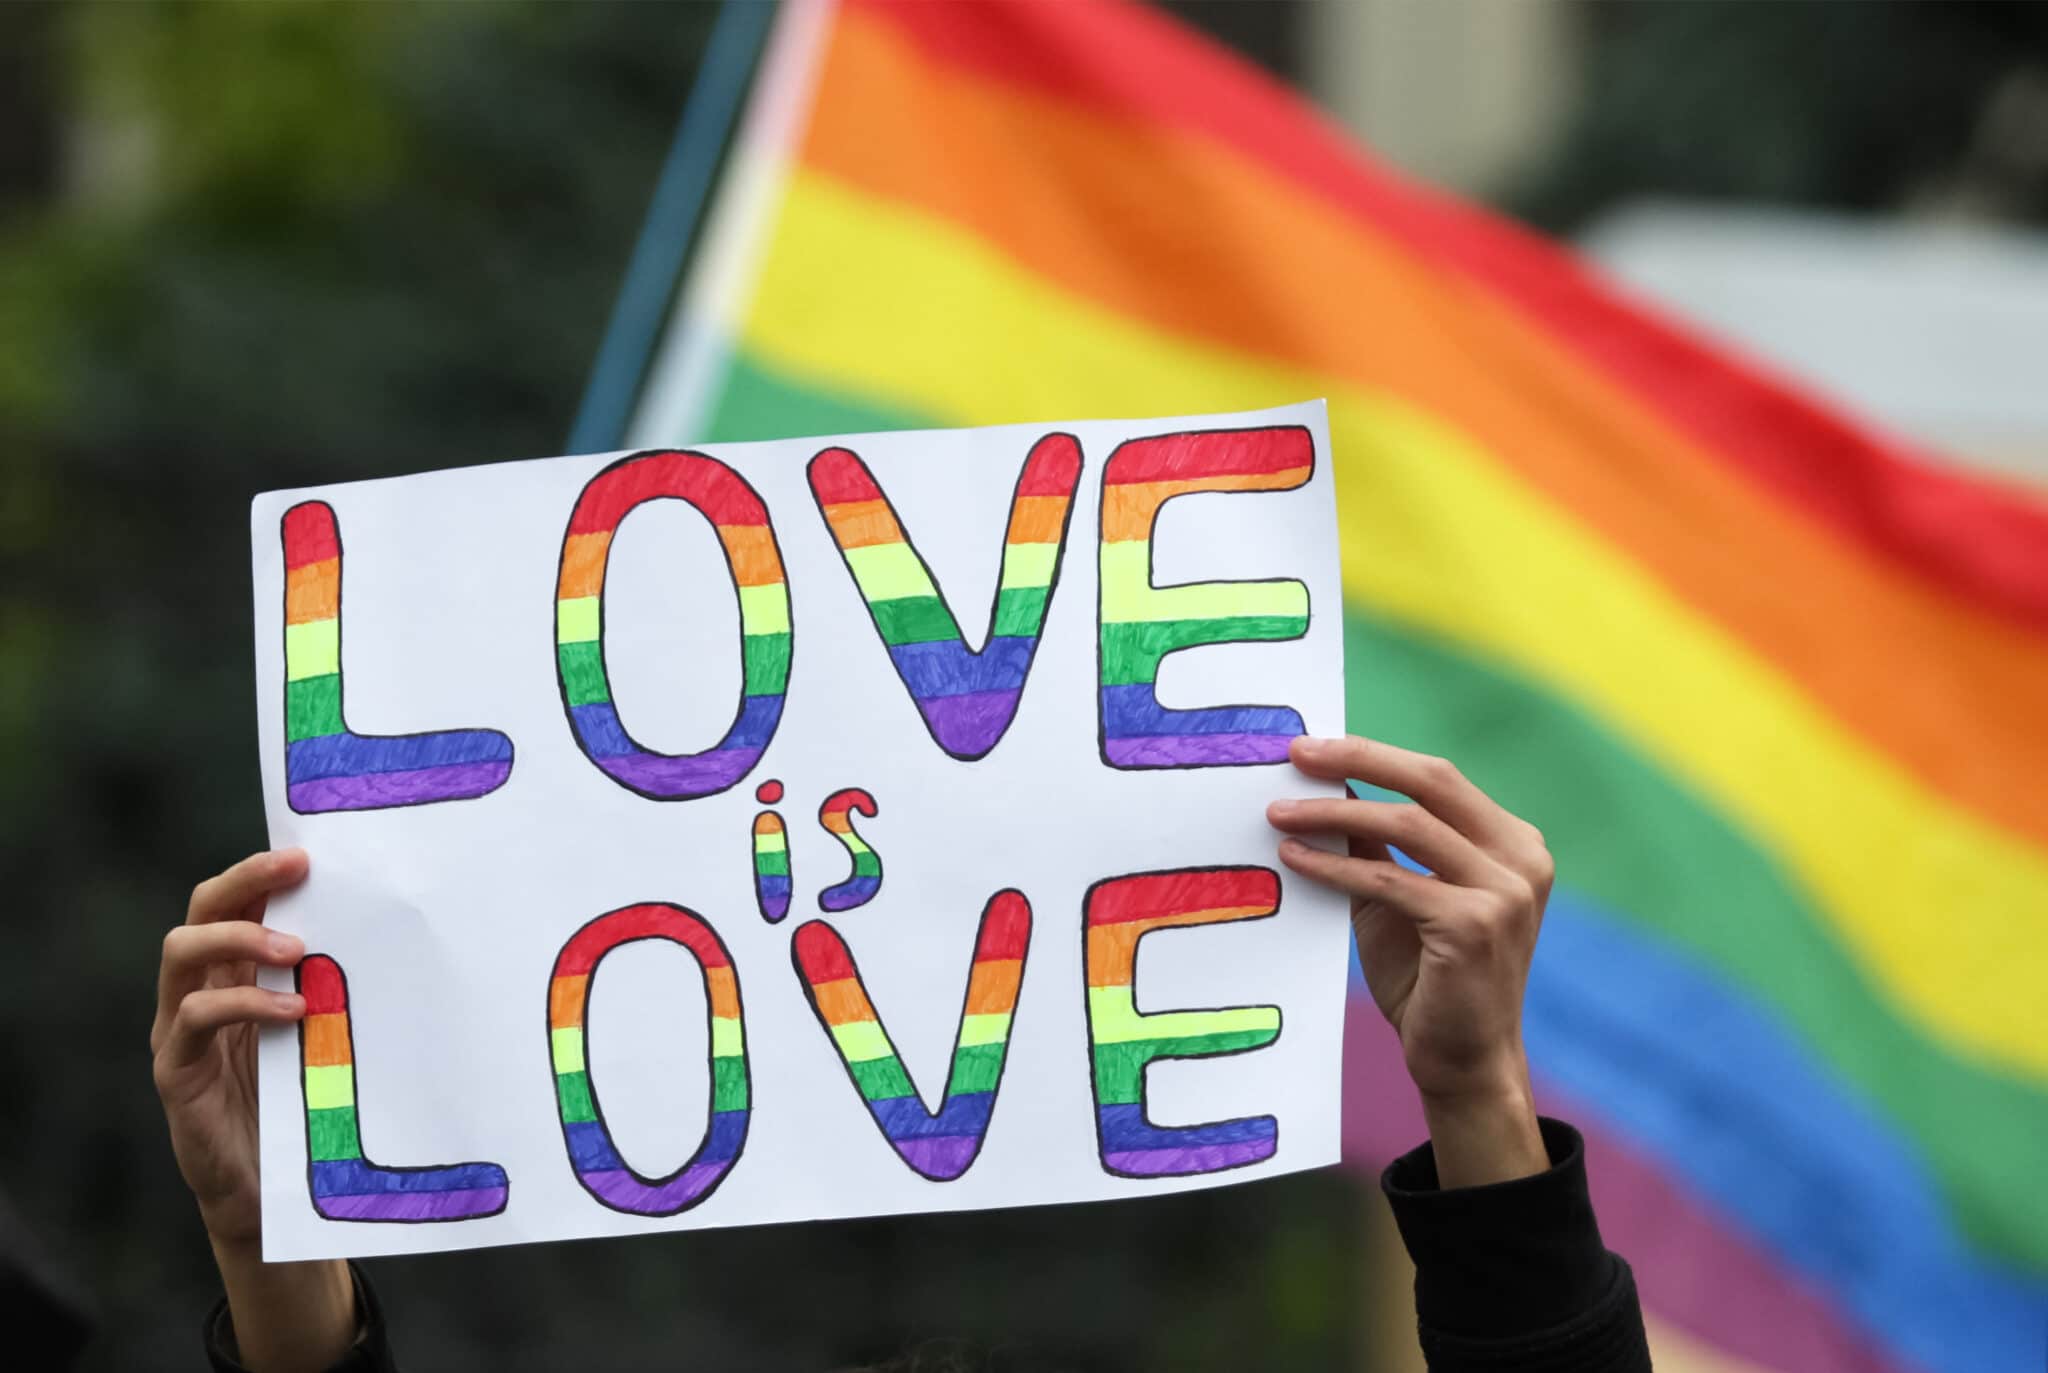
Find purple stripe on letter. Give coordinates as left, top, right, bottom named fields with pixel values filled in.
left=917, top=688, right=1024, bottom=756
left=579, top=1162, right=730, bottom=1215
left=896, top=1134, right=982, bottom=1179
left=287, top=760, right=512, bottom=811
left=313, top=1186, right=506, bottom=1222
left=1105, top=1139, right=1276, bottom=1176
left=1103, top=734, right=1294, bottom=768
left=597, top=747, right=762, bottom=798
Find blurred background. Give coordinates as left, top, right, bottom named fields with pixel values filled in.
left=3, top=2, right=2045, bottom=1369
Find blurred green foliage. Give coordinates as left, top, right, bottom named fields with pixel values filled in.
left=0, top=3, right=1361, bottom=1369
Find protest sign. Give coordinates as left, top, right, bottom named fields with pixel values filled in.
left=252, top=400, right=1348, bottom=1260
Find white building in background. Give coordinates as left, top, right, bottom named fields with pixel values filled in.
left=1303, top=0, right=2048, bottom=492
left=1306, top=0, right=1576, bottom=202
left=1583, top=203, right=2048, bottom=489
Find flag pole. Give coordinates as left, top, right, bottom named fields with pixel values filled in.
left=567, top=0, right=779, bottom=455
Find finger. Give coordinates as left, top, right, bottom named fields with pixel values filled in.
left=157, top=985, right=306, bottom=1075
left=1268, top=796, right=1505, bottom=886
left=186, top=849, right=308, bottom=927
left=1289, top=737, right=1529, bottom=855
left=1333, top=785, right=1393, bottom=865
left=1347, top=830, right=1392, bottom=866
left=155, top=922, right=305, bottom=1050
left=1276, top=837, right=1457, bottom=922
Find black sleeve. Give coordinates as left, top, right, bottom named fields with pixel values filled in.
left=204, top=1263, right=398, bottom=1373
left=1380, top=1117, right=1652, bottom=1373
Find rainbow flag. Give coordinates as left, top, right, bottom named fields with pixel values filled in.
left=628, top=2, right=2048, bottom=1368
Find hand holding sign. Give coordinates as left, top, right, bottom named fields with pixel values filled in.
left=152, top=849, right=359, bottom=1372
left=1269, top=736, right=1554, bottom=1189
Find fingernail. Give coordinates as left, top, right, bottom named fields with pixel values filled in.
left=1278, top=837, right=1308, bottom=857
left=274, top=992, right=305, bottom=1015
left=267, top=931, right=303, bottom=959
left=1268, top=798, right=1298, bottom=816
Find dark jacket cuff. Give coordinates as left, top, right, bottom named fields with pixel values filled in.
left=204, top=1262, right=395, bottom=1373
left=1381, top=1116, right=1646, bottom=1362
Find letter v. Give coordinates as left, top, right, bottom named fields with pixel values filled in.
left=808, top=436, right=1082, bottom=760
left=791, top=892, right=1031, bottom=1180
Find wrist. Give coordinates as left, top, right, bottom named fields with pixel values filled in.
left=205, top=1226, right=265, bottom=1277
left=1418, top=1058, right=1547, bottom=1190
left=209, top=1234, right=357, bottom=1373
left=197, top=1197, right=263, bottom=1258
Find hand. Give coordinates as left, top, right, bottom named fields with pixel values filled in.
left=153, top=849, right=311, bottom=1246
left=1268, top=736, right=1553, bottom=1188
left=153, top=849, right=357, bottom=1373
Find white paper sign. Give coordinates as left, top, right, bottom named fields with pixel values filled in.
left=251, top=401, right=1349, bottom=1260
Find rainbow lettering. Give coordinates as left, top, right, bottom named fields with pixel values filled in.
left=1097, top=428, right=1313, bottom=769
left=809, top=435, right=1082, bottom=759
left=752, top=779, right=790, bottom=923
left=296, top=954, right=509, bottom=1222
left=548, top=904, right=750, bottom=1216
left=281, top=502, right=514, bottom=812
left=1083, top=867, right=1282, bottom=1177
left=817, top=787, right=882, bottom=912
left=791, top=891, right=1031, bottom=1180
left=555, top=451, right=791, bottom=799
